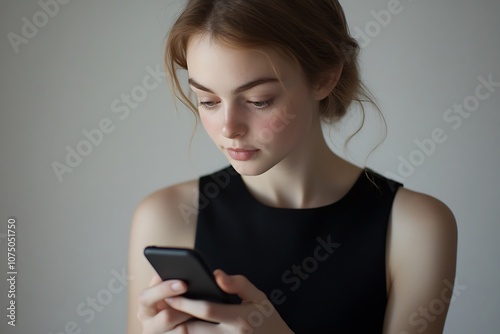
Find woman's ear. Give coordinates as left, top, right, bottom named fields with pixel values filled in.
left=314, top=64, right=343, bottom=100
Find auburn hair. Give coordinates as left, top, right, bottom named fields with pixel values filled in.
left=165, top=0, right=380, bottom=129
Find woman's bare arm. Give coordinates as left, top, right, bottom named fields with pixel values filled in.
left=127, top=181, right=198, bottom=334
left=383, top=188, right=458, bottom=334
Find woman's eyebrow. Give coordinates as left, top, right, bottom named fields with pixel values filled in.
left=188, top=77, right=279, bottom=94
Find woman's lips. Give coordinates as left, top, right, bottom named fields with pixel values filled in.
left=226, top=148, right=260, bottom=161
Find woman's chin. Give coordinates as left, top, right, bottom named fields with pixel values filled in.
left=228, top=160, right=274, bottom=177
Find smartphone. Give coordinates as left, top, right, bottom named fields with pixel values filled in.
left=144, top=246, right=241, bottom=304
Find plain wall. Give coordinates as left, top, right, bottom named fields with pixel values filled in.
left=0, top=0, right=499, bottom=333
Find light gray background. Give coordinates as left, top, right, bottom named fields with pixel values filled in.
left=1, top=0, right=499, bottom=333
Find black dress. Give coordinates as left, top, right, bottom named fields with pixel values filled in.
left=194, top=165, right=402, bottom=333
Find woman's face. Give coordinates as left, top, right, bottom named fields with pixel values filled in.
left=186, top=34, right=324, bottom=175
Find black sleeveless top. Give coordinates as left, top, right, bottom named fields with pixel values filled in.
left=194, top=166, right=402, bottom=333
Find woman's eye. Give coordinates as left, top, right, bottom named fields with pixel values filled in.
left=199, top=99, right=274, bottom=110
left=199, top=101, right=220, bottom=110
left=250, top=99, right=274, bottom=109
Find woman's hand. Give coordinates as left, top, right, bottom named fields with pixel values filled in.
left=137, top=274, right=194, bottom=333
left=165, top=269, right=293, bottom=333
left=138, top=269, right=293, bottom=333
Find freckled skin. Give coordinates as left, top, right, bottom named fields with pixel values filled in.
left=186, top=35, right=323, bottom=176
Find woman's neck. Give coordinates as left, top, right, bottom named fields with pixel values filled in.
left=240, top=122, right=363, bottom=209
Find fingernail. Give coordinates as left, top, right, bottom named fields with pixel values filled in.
left=171, top=281, right=184, bottom=291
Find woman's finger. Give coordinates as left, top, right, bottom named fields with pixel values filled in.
left=166, top=291, right=271, bottom=326
left=137, top=279, right=187, bottom=320
left=146, top=307, right=194, bottom=333
left=148, top=273, right=163, bottom=287
left=214, top=270, right=267, bottom=302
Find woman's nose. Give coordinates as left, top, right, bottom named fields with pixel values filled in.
left=221, top=104, right=247, bottom=139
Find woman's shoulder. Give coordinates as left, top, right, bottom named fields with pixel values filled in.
left=138, top=178, right=200, bottom=219
left=391, top=187, right=457, bottom=235
left=129, top=178, right=200, bottom=248
left=384, top=187, right=458, bottom=331
left=388, top=186, right=457, bottom=262
left=129, top=165, right=236, bottom=246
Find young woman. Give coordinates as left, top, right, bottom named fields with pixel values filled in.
left=127, top=1, right=457, bottom=333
